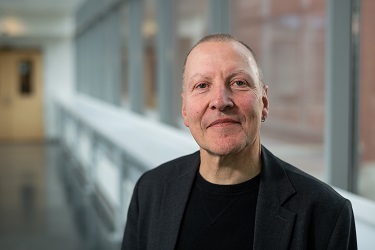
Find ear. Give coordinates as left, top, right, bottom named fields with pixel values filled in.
left=181, top=93, right=189, bottom=127
left=262, top=85, right=269, bottom=118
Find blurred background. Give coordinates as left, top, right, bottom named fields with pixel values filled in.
left=0, top=0, right=374, bottom=249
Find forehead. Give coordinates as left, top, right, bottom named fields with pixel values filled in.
left=185, top=41, right=258, bottom=78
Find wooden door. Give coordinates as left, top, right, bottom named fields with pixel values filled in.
left=0, top=50, right=44, bottom=141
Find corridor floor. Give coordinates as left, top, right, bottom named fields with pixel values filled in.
left=0, top=142, right=85, bottom=250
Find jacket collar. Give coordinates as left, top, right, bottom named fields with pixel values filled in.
left=258, top=145, right=296, bottom=205
left=253, top=145, right=296, bottom=250
left=156, top=151, right=200, bottom=250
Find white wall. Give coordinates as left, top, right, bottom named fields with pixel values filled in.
left=43, top=38, right=75, bottom=139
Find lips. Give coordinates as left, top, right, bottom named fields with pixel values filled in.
left=208, top=118, right=240, bottom=128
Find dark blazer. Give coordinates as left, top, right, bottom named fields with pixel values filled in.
left=122, top=146, right=357, bottom=249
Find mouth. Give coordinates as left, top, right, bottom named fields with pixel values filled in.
left=208, top=118, right=240, bottom=128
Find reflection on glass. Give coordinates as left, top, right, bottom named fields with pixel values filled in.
left=143, top=0, right=157, bottom=108
left=231, top=0, right=326, bottom=179
left=358, top=0, right=375, bottom=201
left=175, top=0, right=209, bottom=126
left=120, top=2, right=130, bottom=103
left=19, top=60, right=33, bottom=95
left=176, top=0, right=209, bottom=70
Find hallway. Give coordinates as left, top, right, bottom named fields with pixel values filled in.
left=0, top=142, right=85, bottom=250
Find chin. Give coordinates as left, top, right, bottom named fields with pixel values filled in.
left=204, top=142, right=246, bottom=157
left=201, top=134, right=259, bottom=157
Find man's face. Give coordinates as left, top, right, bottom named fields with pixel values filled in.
left=182, top=40, right=269, bottom=156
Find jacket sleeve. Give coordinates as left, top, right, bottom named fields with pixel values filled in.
left=121, top=179, right=141, bottom=250
left=327, top=199, right=357, bottom=250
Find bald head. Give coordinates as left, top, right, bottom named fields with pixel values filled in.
left=182, top=33, right=263, bottom=87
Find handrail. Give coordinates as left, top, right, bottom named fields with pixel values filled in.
left=56, top=93, right=198, bottom=246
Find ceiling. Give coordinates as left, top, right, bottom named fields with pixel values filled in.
left=0, top=0, right=84, bottom=43
left=0, top=0, right=84, bottom=16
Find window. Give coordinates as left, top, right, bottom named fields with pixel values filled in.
left=19, top=60, right=33, bottom=95
left=358, top=0, right=375, bottom=201
left=231, top=0, right=327, bottom=179
left=120, top=3, right=130, bottom=103
left=176, top=0, right=209, bottom=127
left=143, top=0, right=157, bottom=109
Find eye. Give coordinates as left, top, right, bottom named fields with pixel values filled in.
left=196, top=83, right=209, bottom=89
left=233, top=80, right=247, bottom=87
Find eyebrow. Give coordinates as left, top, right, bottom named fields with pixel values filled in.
left=187, top=73, right=211, bottom=84
left=186, top=70, right=256, bottom=87
left=227, top=70, right=254, bottom=82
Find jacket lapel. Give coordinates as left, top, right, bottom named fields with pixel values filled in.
left=253, top=146, right=297, bottom=250
left=157, top=152, right=200, bottom=250
left=155, top=147, right=297, bottom=249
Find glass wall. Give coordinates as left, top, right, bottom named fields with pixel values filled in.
left=75, top=0, right=375, bottom=200
left=176, top=0, right=210, bottom=68
left=135, top=0, right=211, bottom=124
left=143, top=0, right=157, bottom=109
left=231, top=0, right=326, bottom=179
left=75, top=0, right=122, bottom=105
left=120, top=3, right=130, bottom=103
left=175, top=0, right=209, bottom=126
left=358, top=0, right=375, bottom=201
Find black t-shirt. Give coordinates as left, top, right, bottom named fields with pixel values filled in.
left=176, top=172, right=260, bottom=250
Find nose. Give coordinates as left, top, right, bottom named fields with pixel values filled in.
left=209, top=85, right=234, bottom=111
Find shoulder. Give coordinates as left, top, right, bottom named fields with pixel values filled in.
left=136, top=151, right=199, bottom=188
left=262, top=145, right=348, bottom=210
left=130, top=151, right=199, bottom=212
left=274, top=155, right=356, bottom=247
left=285, top=161, right=345, bottom=202
left=280, top=158, right=349, bottom=216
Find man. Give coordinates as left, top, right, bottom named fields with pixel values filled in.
left=121, top=34, right=357, bottom=249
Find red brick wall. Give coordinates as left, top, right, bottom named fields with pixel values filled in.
left=231, top=0, right=326, bottom=141
left=359, top=0, right=375, bottom=161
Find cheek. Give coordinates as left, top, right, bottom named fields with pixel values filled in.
left=188, top=107, right=208, bottom=132
left=238, top=96, right=263, bottom=118
left=185, top=101, right=201, bottom=122
left=238, top=94, right=256, bottom=107
left=188, top=108, right=203, bottom=124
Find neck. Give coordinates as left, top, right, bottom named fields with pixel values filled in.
left=199, top=143, right=262, bottom=185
